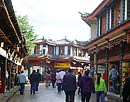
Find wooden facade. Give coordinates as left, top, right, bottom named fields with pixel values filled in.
left=23, top=39, right=89, bottom=74
left=0, top=0, right=27, bottom=93
left=81, top=0, right=130, bottom=96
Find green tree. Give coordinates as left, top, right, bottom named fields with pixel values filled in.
left=17, top=15, right=38, bottom=54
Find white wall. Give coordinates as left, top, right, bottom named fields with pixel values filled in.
left=65, top=46, right=68, bottom=55
left=40, top=45, right=43, bottom=54
left=56, top=46, right=59, bottom=55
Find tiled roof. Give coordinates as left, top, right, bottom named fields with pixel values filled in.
left=56, top=39, right=72, bottom=44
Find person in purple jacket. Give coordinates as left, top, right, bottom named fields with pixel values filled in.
left=79, top=70, right=95, bottom=102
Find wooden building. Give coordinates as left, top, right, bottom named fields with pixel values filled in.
left=23, top=38, right=89, bottom=75
left=0, top=0, right=27, bottom=93
left=80, top=0, right=130, bottom=96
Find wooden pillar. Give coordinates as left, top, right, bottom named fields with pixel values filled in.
left=96, top=53, right=98, bottom=74
left=105, top=48, right=109, bottom=91
left=119, top=41, right=123, bottom=97
left=90, top=54, right=94, bottom=78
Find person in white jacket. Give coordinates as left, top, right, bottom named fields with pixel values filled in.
left=56, top=69, right=65, bottom=92
left=18, top=70, right=27, bottom=95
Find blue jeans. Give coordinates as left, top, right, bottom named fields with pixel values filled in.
left=112, top=78, right=117, bottom=94
left=30, top=82, right=37, bottom=94
left=36, top=82, right=39, bottom=91
left=19, top=83, right=25, bottom=94
left=96, top=91, right=104, bottom=102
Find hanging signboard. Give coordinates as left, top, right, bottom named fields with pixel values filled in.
left=54, top=63, right=70, bottom=68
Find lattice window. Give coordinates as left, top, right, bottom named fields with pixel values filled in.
left=97, top=17, right=102, bottom=37
left=59, top=46, right=64, bottom=55
left=101, top=13, right=106, bottom=34
left=68, top=46, right=71, bottom=55
left=72, top=47, right=77, bottom=56
left=114, top=1, right=120, bottom=26
left=48, top=45, right=53, bottom=55
left=120, top=0, right=125, bottom=22
left=106, top=10, right=110, bottom=30
left=111, top=7, right=114, bottom=28
left=127, top=0, right=130, bottom=19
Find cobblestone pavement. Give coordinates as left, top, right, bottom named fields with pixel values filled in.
left=8, top=83, right=122, bottom=102
left=8, top=83, right=97, bottom=102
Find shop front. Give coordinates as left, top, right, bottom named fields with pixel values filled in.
left=90, top=41, right=130, bottom=96
left=6, top=60, right=18, bottom=90
left=0, top=47, right=6, bottom=93
left=0, top=57, right=6, bottom=93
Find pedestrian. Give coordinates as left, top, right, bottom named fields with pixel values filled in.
left=30, top=70, right=39, bottom=94
left=45, top=71, right=50, bottom=87
left=77, top=72, right=82, bottom=95
left=56, top=69, right=65, bottom=92
left=50, top=71, right=53, bottom=84
left=59, top=69, right=66, bottom=89
left=122, top=72, right=130, bottom=102
left=109, top=65, right=118, bottom=94
left=51, top=70, right=56, bottom=88
left=79, top=70, right=95, bottom=102
left=62, top=68, right=77, bottom=102
left=36, top=69, right=41, bottom=91
left=95, top=73, right=107, bottom=102
left=18, top=70, right=27, bottom=95
left=102, top=70, right=106, bottom=84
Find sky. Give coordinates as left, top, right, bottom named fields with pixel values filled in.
left=12, top=0, right=103, bottom=41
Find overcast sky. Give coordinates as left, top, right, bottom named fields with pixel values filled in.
left=12, top=0, right=103, bottom=41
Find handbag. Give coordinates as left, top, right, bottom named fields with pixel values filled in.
left=104, top=92, right=108, bottom=101
left=105, top=96, right=108, bottom=101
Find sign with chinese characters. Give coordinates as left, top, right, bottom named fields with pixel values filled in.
left=54, top=63, right=70, bottom=68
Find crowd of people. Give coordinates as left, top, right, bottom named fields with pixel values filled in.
left=17, top=66, right=130, bottom=102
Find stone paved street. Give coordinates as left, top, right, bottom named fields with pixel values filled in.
left=8, top=83, right=122, bottom=102
left=8, top=83, right=97, bottom=102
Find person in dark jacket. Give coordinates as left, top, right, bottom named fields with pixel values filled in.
left=51, top=70, right=56, bottom=88
left=62, top=68, right=77, bottom=102
left=36, top=69, right=41, bottom=91
left=30, top=70, right=39, bottom=94
left=77, top=72, right=82, bottom=95
left=79, top=70, right=95, bottom=102
left=122, top=73, right=130, bottom=102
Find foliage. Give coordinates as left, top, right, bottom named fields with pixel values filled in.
left=17, top=15, right=38, bottom=54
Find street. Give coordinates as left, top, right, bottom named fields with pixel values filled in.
left=7, top=82, right=124, bottom=102
left=8, top=83, right=96, bottom=102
